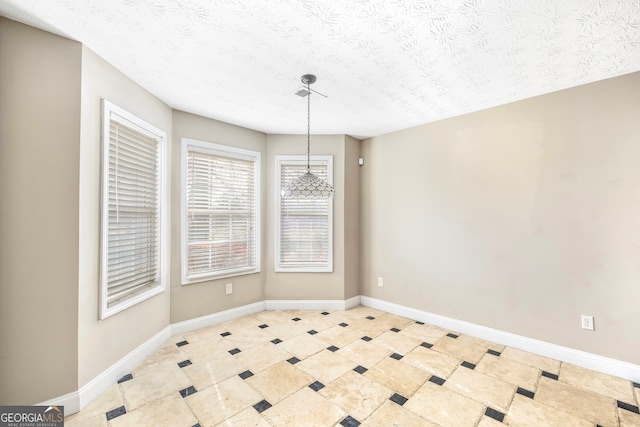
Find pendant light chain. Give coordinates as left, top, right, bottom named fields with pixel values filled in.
left=280, top=74, right=335, bottom=199
left=307, top=79, right=311, bottom=172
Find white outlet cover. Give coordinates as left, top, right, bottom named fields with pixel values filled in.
left=581, top=315, right=594, bottom=331
left=225, top=283, right=233, bottom=295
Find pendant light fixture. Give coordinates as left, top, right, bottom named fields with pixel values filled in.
left=281, top=74, right=335, bottom=199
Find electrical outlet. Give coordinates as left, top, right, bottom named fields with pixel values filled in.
left=225, top=283, right=233, bottom=295
left=377, top=277, right=384, bottom=287
left=581, top=315, right=594, bottom=331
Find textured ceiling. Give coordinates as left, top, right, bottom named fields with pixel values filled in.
left=2, top=0, right=640, bottom=138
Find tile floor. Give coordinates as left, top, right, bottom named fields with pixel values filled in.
left=65, top=306, right=640, bottom=426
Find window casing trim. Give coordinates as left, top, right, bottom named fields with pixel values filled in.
left=100, top=99, right=168, bottom=319
left=275, top=155, right=334, bottom=273
left=181, top=138, right=261, bottom=285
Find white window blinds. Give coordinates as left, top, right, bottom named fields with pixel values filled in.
left=276, top=156, right=333, bottom=272
left=182, top=140, right=260, bottom=283
left=100, top=100, right=166, bottom=319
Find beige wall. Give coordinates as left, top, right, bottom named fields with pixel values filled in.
left=77, top=47, right=174, bottom=386
left=0, top=18, right=81, bottom=404
left=266, top=134, right=347, bottom=300
left=361, top=71, right=640, bottom=365
left=169, top=111, right=267, bottom=323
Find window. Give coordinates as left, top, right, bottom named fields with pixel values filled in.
left=275, top=155, right=333, bottom=272
left=181, top=139, right=260, bottom=284
left=100, top=100, right=167, bottom=319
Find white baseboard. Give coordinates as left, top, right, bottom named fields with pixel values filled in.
left=265, top=299, right=353, bottom=311
left=80, top=326, right=172, bottom=409
left=40, top=326, right=171, bottom=415
left=360, top=296, right=640, bottom=383
left=38, top=390, right=80, bottom=415
left=345, top=295, right=361, bottom=309
left=171, top=301, right=266, bottom=336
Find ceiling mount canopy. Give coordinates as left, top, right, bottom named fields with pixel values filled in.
left=301, top=74, right=316, bottom=85
left=281, top=74, right=335, bottom=199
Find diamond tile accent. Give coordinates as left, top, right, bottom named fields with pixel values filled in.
left=178, top=360, right=192, bottom=368
left=253, top=399, right=272, bottom=413
left=259, top=324, right=269, bottom=329
left=179, top=386, right=197, bottom=398
left=516, top=387, right=535, bottom=399
left=415, top=321, right=425, bottom=325
left=309, top=381, right=325, bottom=392
left=292, top=317, right=301, bottom=322
left=447, top=333, right=459, bottom=338
left=617, top=400, right=640, bottom=414
left=487, top=349, right=502, bottom=356
left=221, top=332, right=231, bottom=337
left=117, top=373, right=133, bottom=383
left=429, top=375, right=446, bottom=386
left=421, top=342, right=433, bottom=348
left=271, top=338, right=282, bottom=344
left=361, top=336, right=372, bottom=342
left=191, top=424, right=201, bottom=427
left=229, top=348, right=241, bottom=355
left=389, top=393, right=408, bottom=406
left=485, top=407, right=506, bottom=422
left=176, top=340, right=189, bottom=347
left=307, top=330, right=318, bottom=335
left=353, top=365, right=368, bottom=374
left=366, top=316, right=375, bottom=320
left=340, top=415, right=361, bottom=426
left=461, top=361, right=476, bottom=370
left=542, top=371, right=559, bottom=380
left=340, top=323, right=349, bottom=327
left=322, top=312, right=330, bottom=315
left=288, top=357, right=301, bottom=365
left=633, top=382, right=640, bottom=388
left=327, top=345, right=339, bottom=352
left=390, top=353, right=403, bottom=360
left=239, top=370, right=254, bottom=380
left=105, top=406, right=126, bottom=420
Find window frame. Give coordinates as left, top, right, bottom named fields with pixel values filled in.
left=181, top=138, right=261, bottom=285
left=99, top=99, right=168, bottom=319
left=275, top=155, right=334, bottom=273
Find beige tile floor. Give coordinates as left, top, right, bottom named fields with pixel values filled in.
left=65, top=306, right=640, bottom=426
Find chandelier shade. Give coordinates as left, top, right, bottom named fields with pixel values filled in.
left=281, top=74, right=335, bottom=199
left=281, top=170, right=335, bottom=198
